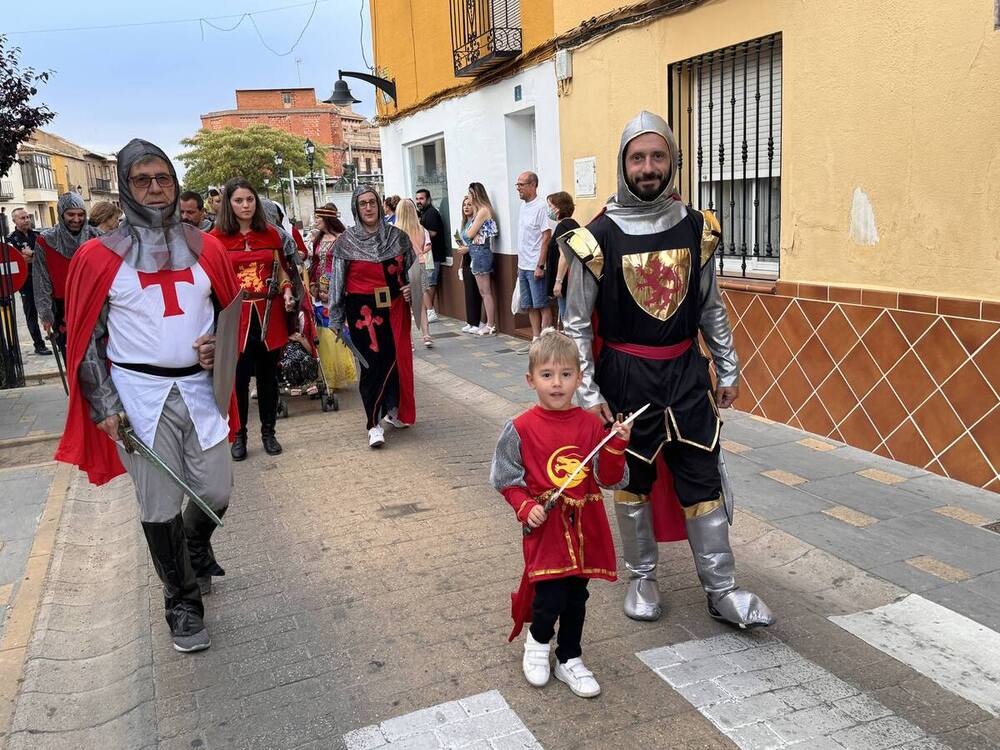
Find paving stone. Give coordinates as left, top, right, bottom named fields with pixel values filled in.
left=802, top=473, right=942, bottom=520
left=822, top=505, right=879, bottom=528
left=831, top=715, right=925, bottom=750
left=674, top=679, right=735, bottom=708
left=459, top=690, right=508, bottom=717
left=726, top=722, right=785, bottom=750
left=761, top=469, right=808, bottom=487
left=702, top=692, right=792, bottom=729
left=905, top=555, right=972, bottom=583
left=834, top=693, right=895, bottom=722
left=658, top=655, right=742, bottom=688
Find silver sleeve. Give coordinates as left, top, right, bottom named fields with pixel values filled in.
left=698, top=264, right=740, bottom=388
left=489, top=420, right=527, bottom=492
left=592, top=451, right=630, bottom=490
left=78, top=302, right=124, bottom=423
left=326, top=256, right=348, bottom=333
left=563, top=259, right=605, bottom=410
left=32, top=246, right=54, bottom=325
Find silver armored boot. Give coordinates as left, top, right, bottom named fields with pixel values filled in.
left=686, top=501, right=774, bottom=628
left=615, top=492, right=663, bottom=621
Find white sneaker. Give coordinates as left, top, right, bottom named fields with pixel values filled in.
left=555, top=657, right=601, bottom=698
left=522, top=631, right=551, bottom=687
left=427, top=309, right=439, bottom=323
left=383, top=409, right=408, bottom=429
left=461, top=324, right=476, bottom=334
left=368, top=425, right=385, bottom=448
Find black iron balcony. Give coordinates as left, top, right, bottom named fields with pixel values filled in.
left=90, top=178, right=114, bottom=192
left=451, top=0, right=522, bottom=78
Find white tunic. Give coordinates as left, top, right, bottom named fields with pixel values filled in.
left=107, top=262, right=229, bottom=451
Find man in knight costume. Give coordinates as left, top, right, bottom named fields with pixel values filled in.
left=562, top=112, right=774, bottom=629
left=56, top=140, right=241, bottom=652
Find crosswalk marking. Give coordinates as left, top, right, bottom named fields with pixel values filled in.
left=638, top=632, right=943, bottom=749
left=343, top=690, right=542, bottom=750
left=831, top=593, right=1000, bottom=717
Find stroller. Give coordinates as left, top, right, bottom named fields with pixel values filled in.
left=276, top=307, right=339, bottom=417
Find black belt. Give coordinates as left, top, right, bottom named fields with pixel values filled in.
left=113, top=362, right=203, bottom=377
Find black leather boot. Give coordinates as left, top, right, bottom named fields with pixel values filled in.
left=142, top=515, right=211, bottom=652
left=231, top=430, right=247, bottom=461
left=183, top=503, right=227, bottom=595
left=261, top=424, right=282, bottom=455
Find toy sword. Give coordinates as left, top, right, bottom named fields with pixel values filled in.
left=117, top=414, right=224, bottom=527
left=48, top=332, right=68, bottom=395
left=524, top=403, right=651, bottom=535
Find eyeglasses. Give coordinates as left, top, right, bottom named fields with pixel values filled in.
left=129, top=174, right=174, bottom=189
left=357, top=199, right=379, bottom=209
left=515, top=181, right=531, bottom=188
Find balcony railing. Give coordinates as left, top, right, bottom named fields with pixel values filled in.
left=0, top=180, right=13, bottom=201
left=450, top=0, right=522, bottom=78
left=90, top=178, right=114, bottom=192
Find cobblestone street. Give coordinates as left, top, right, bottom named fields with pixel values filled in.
left=2, top=322, right=1000, bottom=749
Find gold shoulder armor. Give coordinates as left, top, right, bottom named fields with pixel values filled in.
left=557, top=227, right=604, bottom=280
left=699, top=209, right=721, bottom=267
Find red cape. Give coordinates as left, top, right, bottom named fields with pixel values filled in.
left=55, top=235, right=242, bottom=485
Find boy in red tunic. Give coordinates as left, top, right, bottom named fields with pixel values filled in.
left=490, top=330, right=632, bottom=698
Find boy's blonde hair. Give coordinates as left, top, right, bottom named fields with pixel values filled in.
left=528, top=328, right=580, bottom=372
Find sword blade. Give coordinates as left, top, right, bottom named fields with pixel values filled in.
left=48, top=333, right=68, bottom=395
left=122, top=427, right=224, bottom=527
left=339, top=325, right=369, bottom=369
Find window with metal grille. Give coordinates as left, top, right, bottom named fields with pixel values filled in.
left=19, top=154, right=56, bottom=191
left=281, top=91, right=293, bottom=106
left=669, top=34, right=782, bottom=278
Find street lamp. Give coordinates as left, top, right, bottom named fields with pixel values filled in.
left=263, top=177, right=270, bottom=199
left=304, top=139, right=317, bottom=215
left=273, top=152, right=287, bottom=214
left=324, top=70, right=397, bottom=107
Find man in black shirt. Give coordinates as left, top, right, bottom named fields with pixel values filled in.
left=416, top=188, right=446, bottom=322
left=4, top=207, right=51, bottom=355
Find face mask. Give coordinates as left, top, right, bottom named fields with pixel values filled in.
left=546, top=208, right=558, bottom=221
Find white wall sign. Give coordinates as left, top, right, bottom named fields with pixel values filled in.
left=574, top=157, right=596, bottom=198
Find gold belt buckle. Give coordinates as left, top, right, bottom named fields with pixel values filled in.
left=374, top=286, right=391, bottom=309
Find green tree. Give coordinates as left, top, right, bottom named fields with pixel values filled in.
left=0, top=35, right=54, bottom=177
left=178, top=125, right=327, bottom=194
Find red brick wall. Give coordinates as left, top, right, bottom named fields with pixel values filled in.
left=235, top=89, right=316, bottom=109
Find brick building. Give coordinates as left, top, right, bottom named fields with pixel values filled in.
left=200, top=88, right=382, bottom=181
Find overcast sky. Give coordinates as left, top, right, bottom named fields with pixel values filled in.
left=8, top=0, right=376, bottom=177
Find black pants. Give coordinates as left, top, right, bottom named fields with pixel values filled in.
left=235, top=317, right=280, bottom=435
left=625, top=442, right=722, bottom=508
left=462, top=254, right=482, bottom=327
left=19, top=270, right=45, bottom=349
left=529, top=576, right=589, bottom=663
left=346, top=293, right=400, bottom=430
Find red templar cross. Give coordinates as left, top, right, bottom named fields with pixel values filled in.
left=138, top=268, right=195, bottom=318
left=635, top=255, right=683, bottom=312
left=355, top=304, right=384, bottom=352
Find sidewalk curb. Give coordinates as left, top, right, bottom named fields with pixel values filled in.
left=0, top=462, right=71, bottom=739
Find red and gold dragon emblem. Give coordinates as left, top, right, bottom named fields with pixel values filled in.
left=546, top=445, right=589, bottom=490
left=622, top=248, right=691, bottom=321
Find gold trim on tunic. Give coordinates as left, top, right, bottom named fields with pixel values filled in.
left=683, top=497, right=723, bottom=519
left=614, top=490, right=650, bottom=505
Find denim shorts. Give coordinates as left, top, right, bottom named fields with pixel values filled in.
left=422, top=261, right=441, bottom=287
left=469, top=244, right=493, bottom=275
left=518, top=269, right=548, bottom=310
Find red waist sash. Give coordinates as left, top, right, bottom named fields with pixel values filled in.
left=604, top=338, right=693, bottom=360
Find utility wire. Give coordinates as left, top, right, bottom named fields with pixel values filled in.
left=8, top=0, right=327, bottom=37
left=359, top=0, right=371, bottom=71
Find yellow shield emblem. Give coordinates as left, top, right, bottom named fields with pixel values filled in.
left=622, top=248, right=691, bottom=321
left=547, top=446, right=588, bottom=489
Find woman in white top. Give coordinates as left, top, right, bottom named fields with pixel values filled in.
left=395, top=198, right=434, bottom=347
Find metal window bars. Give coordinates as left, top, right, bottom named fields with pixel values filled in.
left=669, top=34, right=782, bottom=278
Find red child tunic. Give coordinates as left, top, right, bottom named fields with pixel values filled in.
left=491, top=405, right=629, bottom=640
left=210, top=225, right=290, bottom=352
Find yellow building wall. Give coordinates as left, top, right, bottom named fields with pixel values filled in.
left=555, top=0, right=1000, bottom=300
left=370, top=0, right=554, bottom=116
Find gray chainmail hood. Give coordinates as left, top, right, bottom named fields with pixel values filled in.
left=101, top=139, right=202, bottom=271
left=39, top=192, right=100, bottom=258
left=604, top=111, right=687, bottom=236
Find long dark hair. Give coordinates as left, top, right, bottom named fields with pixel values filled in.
left=216, top=178, right=268, bottom=235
